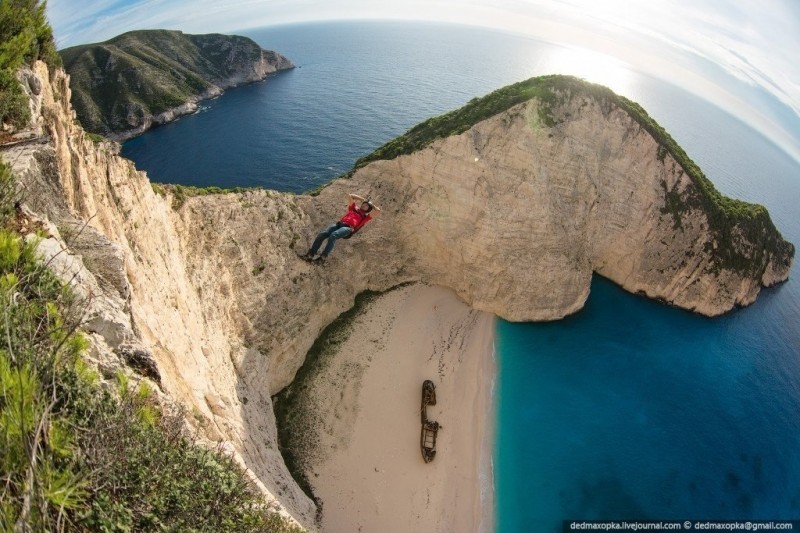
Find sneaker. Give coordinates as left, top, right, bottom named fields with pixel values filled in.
left=312, top=255, right=327, bottom=264
left=300, top=251, right=314, bottom=261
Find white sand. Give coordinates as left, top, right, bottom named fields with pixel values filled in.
left=303, top=284, right=495, bottom=533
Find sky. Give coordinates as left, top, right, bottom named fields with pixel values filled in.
left=46, top=0, right=800, bottom=163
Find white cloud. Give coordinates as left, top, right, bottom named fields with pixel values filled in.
left=46, top=0, right=800, bottom=161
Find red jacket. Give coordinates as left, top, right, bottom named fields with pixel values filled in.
left=340, top=203, right=372, bottom=232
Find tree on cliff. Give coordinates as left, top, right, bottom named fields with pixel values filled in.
left=0, top=0, right=59, bottom=130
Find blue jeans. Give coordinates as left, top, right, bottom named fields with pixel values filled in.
left=310, top=222, right=353, bottom=257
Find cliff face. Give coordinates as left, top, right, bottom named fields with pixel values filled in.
left=342, top=95, right=794, bottom=320
left=59, top=30, right=294, bottom=139
left=5, top=62, right=316, bottom=527
left=3, top=63, right=792, bottom=529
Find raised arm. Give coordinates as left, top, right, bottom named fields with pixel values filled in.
left=348, top=193, right=365, bottom=204
left=348, top=192, right=381, bottom=216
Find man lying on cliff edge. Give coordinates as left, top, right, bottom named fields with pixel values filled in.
left=300, top=193, right=381, bottom=263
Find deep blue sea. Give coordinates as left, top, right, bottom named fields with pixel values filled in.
left=120, top=21, right=800, bottom=531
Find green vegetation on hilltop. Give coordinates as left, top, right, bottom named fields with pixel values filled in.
left=0, top=0, right=60, bottom=131
left=353, top=74, right=793, bottom=274
left=60, top=30, right=292, bottom=136
left=152, top=182, right=256, bottom=209
left=352, top=75, right=564, bottom=170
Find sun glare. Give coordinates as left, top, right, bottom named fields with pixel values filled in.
left=543, top=46, right=634, bottom=94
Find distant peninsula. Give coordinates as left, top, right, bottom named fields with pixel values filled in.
left=59, top=29, right=294, bottom=140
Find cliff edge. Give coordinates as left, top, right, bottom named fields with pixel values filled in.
left=60, top=30, right=294, bottom=140
left=333, top=76, right=794, bottom=321
left=3, top=63, right=792, bottom=529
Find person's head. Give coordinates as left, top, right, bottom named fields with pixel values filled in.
left=360, top=201, right=373, bottom=213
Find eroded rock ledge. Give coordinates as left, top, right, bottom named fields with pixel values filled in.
left=3, top=64, right=792, bottom=529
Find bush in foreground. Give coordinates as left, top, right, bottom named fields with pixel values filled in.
left=0, top=160, right=302, bottom=531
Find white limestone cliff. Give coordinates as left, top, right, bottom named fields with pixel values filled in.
left=2, top=62, right=792, bottom=530
left=341, top=96, right=793, bottom=321
left=6, top=62, right=316, bottom=527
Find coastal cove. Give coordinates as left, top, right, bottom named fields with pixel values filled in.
left=106, top=20, right=800, bottom=531
left=275, top=284, right=495, bottom=532
left=4, top=4, right=800, bottom=530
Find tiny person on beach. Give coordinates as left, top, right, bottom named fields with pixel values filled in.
left=301, top=193, right=381, bottom=263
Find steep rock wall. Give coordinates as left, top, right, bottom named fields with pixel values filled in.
left=3, top=62, right=792, bottom=529
left=4, top=62, right=316, bottom=528
left=335, top=97, right=793, bottom=321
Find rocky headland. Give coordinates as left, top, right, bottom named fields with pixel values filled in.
left=2, top=59, right=793, bottom=530
left=59, top=30, right=294, bottom=140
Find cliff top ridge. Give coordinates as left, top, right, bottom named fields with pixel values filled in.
left=347, top=74, right=794, bottom=275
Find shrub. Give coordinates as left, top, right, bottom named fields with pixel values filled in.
left=0, top=209, right=90, bottom=530
left=0, top=0, right=61, bottom=71
left=0, top=66, right=31, bottom=129
left=154, top=183, right=252, bottom=209
left=0, top=160, right=303, bottom=531
left=77, top=378, right=300, bottom=532
left=0, top=0, right=61, bottom=131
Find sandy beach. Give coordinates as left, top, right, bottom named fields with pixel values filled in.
left=295, top=283, right=495, bottom=532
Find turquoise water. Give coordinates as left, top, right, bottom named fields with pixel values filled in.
left=495, top=67, right=800, bottom=529
left=497, top=276, right=800, bottom=530
left=118, top=21, right=800, bottom=532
